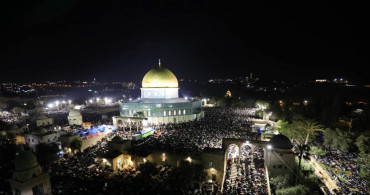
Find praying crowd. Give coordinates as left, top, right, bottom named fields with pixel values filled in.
left=223, top=145, right=268, bottom=195
left=310, top=146, right=368, bottom=194
left=131, top=107, right=260, bottom=156
left=41, top=107, right=264, bottom=194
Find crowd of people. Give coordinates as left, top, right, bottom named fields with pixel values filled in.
left=45, top=131, right=118, bottom=194
left=223, top=145, right=268, bottom=195
left=0, top=111, right=26, bottom=124
left=310, top=146, right=368, bottom=194
left=131, top=107, right=260, bottom=156
left=40, top=107, right=266, bottom=194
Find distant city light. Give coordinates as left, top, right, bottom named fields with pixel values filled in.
left=48, top=103, right=54, bottom=108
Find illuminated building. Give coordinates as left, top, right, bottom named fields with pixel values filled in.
left=68, top=109, right=83, bottom=125
left=25, top=127, right=60, bottom=152
left=114, top=60, right=203, bottom=125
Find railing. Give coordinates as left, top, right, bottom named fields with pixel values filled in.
left=265, top=166, right=271, bottom=195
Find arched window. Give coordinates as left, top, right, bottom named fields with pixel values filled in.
left=183, top=109, right=186, bottom=115
left=178, top=110, right=181, bottom=115
left=163, top=111, right=166, bottom=116
left=148, top=111, right=151, bottom=117
left=169, top=111, right=172, bottom=116
left=173, top=110, right=176, bottom=115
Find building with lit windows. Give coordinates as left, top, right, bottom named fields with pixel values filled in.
left=114, top=60, right=203, bottom=125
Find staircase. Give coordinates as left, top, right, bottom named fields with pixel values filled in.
left=230, top=164, right=239, bottom=186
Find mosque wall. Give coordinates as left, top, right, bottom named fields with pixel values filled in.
left=25, top=133, right=60, bottom=152
left=202, top=150, right=226, bottom=185
left=267, top=148, right=296, bottom=179
left=36, top=118, right=54, bottom=127
left=61, top=134, right=108, bottom=152
left=146, top=151, right=202, bottom=168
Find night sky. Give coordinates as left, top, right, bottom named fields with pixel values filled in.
left=1, top=0, right=368, bottom=83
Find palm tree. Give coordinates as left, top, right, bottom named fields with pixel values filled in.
left=293, top=119, right=324, bottom=145
left=292, top=119, right=324, bottom=185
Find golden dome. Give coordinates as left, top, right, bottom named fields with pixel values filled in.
left=142, top=63, right=178, bottom=88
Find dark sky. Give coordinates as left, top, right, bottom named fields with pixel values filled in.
left=1, top=0, right=368, bottom=83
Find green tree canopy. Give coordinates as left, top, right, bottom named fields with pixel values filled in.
left=165, top=161, right=206, bottom=193
left=70, top=139, right=82, bottom=152
left=355, top=135, right=370, bottom=154
left=256, top=100, right=270, bottom=110
left=324, top=128, right=354, bottom=152
left=309, top=146, right=326, bottom=156
left=276, top=184, right=310, bottom=195
left=292, top=119, right=324, bottom=144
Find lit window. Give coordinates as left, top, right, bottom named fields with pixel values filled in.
left=173, top=110, right=176, bottom=115
left=169, top=111, right=172, bottom=116
left=163, top=111, right=166, bottom=116
left=178, top=110, right=181, bottom=115
left=183, top=109, right=186, bottom=115
left=148, top=111, right=151, bottom=117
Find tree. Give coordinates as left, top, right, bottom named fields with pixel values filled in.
left=323, top=128, right=336, bottom=148
left=256, top=100, right=270, bottom=111
left=36, top=143, right=59, bottom=164
left=165, top=161, right=206, bottom=193
left=7, top=133, right=16, bottom=144
left=309, top=146, right=326, bottom=156
left=332, top=130, right=353, bottom=152
left=270, top=175, right=290, bottom=190
left=355, top=135, right=370, bottom=154
left=324, top=128, right=353, bottom=152
left=276, top=185, right=310, bottom=195
left=276, top=120, right=295, bottom=139
left=255, top=110, right=263, bottom=118
left=292, top=119, right=324, bottom=145
left=70, top=139, right=82, bottom=152
left=287, top=119, right=324, bottom=186
left=356, top=135, right=370, bottom=189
